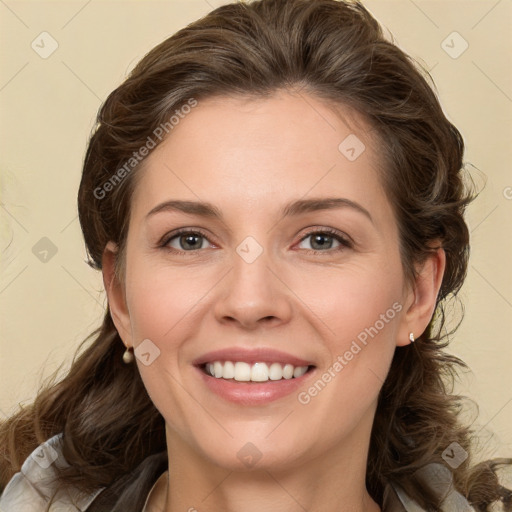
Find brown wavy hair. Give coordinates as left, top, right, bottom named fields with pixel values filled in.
left=1, top=0, right=511, bottom=509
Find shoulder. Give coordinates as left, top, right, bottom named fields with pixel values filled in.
left=0, top=433, right=104, bottom=512
left=383, top=462, right=477, bottom=511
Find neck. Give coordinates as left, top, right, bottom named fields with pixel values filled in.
left=156, top=421, right=380, bottom=512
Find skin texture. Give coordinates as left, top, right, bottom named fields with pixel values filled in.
left=102, top=91, right=445, bottom=512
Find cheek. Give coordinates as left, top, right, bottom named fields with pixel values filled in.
left=122, top=260, right=216, bottom=429
left=331, top=274, right=403, bottom=348
left=289, top=259, right=404, bottom=407
left=290, top=256, right=404, bottom=342
left=125, top=259, right=212, bottom=343
left=122, top=258, right=212, bottom=386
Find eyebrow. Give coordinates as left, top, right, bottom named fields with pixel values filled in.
left=281, top=197, right=372, bottom=223
left=145, top=197, right=373, bottom=223
left=146, top=200, right=224, bottom=220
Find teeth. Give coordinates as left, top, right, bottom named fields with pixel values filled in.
left=223, top=361, right=235, bottom=379
left=269, top=362, right=283, bottom=381
left=293, top=366, right=308, bottom=378
left=234, top=362, right=251, bottom=381
left=282, top=364, right=294, bottom=379
left=204, top=361, right=309, bottom=382
left=213, top=361, right=223, bottom=378
left=251, top=362, right=268, bottom=382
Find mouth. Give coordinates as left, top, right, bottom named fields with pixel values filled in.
left=192, top=347, right=317, bottom=404
left=199, top=361, right=316, bottom=382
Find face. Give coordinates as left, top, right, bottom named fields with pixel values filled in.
left=108, top=91, right=416, bottom=472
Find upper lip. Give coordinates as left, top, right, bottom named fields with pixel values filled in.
left=192, top=347, right=315, bottom=367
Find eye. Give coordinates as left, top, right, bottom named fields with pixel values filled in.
left=296, top=228, right=352, bottom=253
left=159, top=227, right=352, bottom=255
left=162, top=229, right=214, bottom=252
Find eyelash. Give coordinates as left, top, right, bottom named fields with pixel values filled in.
left=158, top=227, right=353, bottom=256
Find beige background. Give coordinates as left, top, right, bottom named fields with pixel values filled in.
left=1, top=0, right=511, bottom=461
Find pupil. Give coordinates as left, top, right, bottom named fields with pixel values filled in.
left=182, top=234, right=201, bottom=250
left=312, top=234, right=332, bottom=250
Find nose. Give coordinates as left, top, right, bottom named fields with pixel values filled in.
left=213, top=247, right=293, bottom=330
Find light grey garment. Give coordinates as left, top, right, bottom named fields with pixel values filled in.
left=0, top=434, right=480, bottom=511
left=0, top=434, right=103, bottom=511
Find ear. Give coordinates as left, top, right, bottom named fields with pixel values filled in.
left=102, top=241, right=133, bottom=348
left=396, top=247, right=446, bottom=347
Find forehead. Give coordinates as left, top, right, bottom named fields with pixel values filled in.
left=130, top=91, right=391, bottom=224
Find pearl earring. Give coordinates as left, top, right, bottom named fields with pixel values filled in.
left=123, top=347, right=135, bottom=364
left=409, top=332, right=415, bottom=343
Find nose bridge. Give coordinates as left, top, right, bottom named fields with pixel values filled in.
left=232, top=241, right=272, bottom=291
left=213, top=236, right=292, bottom=328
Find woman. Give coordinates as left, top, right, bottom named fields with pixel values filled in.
left=1, top=0, right=510, bottom=510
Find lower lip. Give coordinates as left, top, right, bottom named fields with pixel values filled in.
left=195, top=366, right=315, bottom=405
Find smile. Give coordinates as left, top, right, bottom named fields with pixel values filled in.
left=193, top=347, right=317, bottom=404
left=203, top=361, right=311, bottom=382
